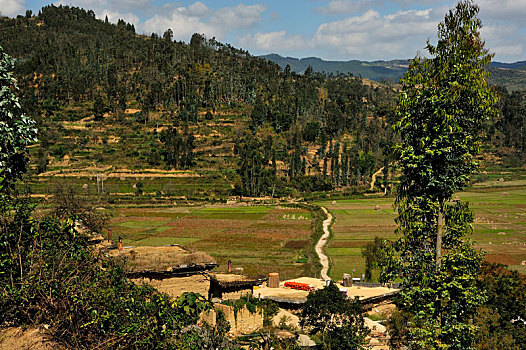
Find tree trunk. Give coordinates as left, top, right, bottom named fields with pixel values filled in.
left=436, top=207, right=443, bottom=269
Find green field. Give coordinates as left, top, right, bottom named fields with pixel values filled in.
left=317, top=180, right=526, bottom=280
left=106, top=178, right=526, bottom=282
left=109, top=205, right=314, bottom=279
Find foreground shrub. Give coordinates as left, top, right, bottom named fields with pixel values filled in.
left=0, top=193, right=211, bottom=349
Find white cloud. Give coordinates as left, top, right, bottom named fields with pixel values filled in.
left=316, top=0, right=373, bottom=15
left=491, top=44, right=523, bottom=57
left=210, top=4, right=266, bottom=30
left=186, top=1, right=209, bottom=17
left=480, top=24, right=525, bottom=62
left=142, top=8, right=217, bottom=40
left=384, top=8, right=431, bottom=22
left=477, top=0, right=526, bottom=21
left=316, top=9, right=381, bottom=35
left=0, top=0, right=25, bottom=17
left=239, top=31, right=309, bottom=52
left=314, top=8, right=441, bottom=59
left=99, top=9, right=139, bottom=26
left=481, top=24, right=517, bottom=43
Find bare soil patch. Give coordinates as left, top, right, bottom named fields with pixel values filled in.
left=110, top=245, right=216, bottom=272
left=132, top=275, right=210, bottom=299
left=484, top=254, right=520, bottom=265
left=0, top=327, right=63, bottom=350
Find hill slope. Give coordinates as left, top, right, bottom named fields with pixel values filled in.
left=261, top=54, right=408, bottom=82
left=0, top=5, right=401, bottom=202
left=0, top=5, right=523, bottom=203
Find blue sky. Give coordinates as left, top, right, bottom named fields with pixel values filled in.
left=2, top=0, right=525, bottom=62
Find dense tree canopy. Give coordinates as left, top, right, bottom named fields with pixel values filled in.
left=0, top=45, right=37, bottom=190
left=301, top=282, right=369, bottom=350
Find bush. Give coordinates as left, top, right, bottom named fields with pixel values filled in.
left=0, top=193, right=214, bottom=349
left=300, top=282, right=369, bottom=350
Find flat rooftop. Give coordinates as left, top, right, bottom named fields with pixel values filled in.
left=210, top=273, right=266, bottom=289
left=254, top=277, right=399, bottom=304
left=108, top=245, right=217, bottom=274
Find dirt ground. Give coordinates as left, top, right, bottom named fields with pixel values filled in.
left=110, top=245, right=215, bottom=272
left=132, top=274, right=210, bottom=299
left=273, top=309, right=300, bottom=329
left=484, top=253, right=520, bottom=265
left=0, top=328, right=63, bottom=350
left=255, top=277, right=399, bottom=302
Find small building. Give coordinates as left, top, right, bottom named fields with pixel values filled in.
left=208, top=274, right=267, bottom=300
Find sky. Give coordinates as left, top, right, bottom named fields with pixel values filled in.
left=1, top=0, right=525, bottom=62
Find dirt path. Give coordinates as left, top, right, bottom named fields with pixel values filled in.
left=316, top=207, right=333, bottom=281
left=370, top=167, right=385, bottom=191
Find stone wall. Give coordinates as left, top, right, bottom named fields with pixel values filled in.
left=200, top=303, right=263, bottom=336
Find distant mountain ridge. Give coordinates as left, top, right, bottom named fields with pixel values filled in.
left=261, top=54, right=526, bottom=90
left=261, top=54, right=409, bottom=82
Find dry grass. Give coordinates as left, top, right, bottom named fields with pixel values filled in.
left=111, top=246, right=216, bottom=272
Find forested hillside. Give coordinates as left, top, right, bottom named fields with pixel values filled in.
left=0, top=5, right=524, bottom=202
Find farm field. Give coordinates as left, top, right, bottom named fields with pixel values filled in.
left=316, top=180, right=526, bottom=280
left=109, top=205, right=314, bottom=279
left=315, top=196, right=397, bottom=280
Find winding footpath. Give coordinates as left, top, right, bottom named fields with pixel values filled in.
left=369, top=166, right=385, bottom=191
left=316, top=207, right=333, bottom=281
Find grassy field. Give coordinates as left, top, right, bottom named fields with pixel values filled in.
left=461, top=182, right=526, bottom=275
left=109, top=205, right=313, bottom=279
left=316, top=179, right=526, bottom=280
left=315, top=197, right=397, bottom=280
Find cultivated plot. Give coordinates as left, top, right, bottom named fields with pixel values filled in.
left=317, top=181, right=526, bottom=280
left=109, top=205, right=313, bottom=279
